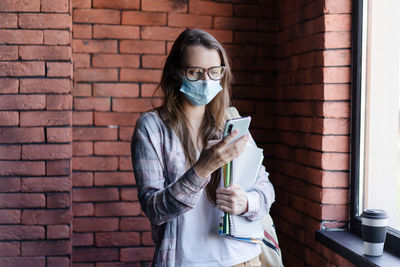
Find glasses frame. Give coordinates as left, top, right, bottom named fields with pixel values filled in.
left=184, top=66, right=226, bottom=81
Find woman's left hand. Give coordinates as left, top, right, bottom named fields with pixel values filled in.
left=216, top=183, right=248, bottom=215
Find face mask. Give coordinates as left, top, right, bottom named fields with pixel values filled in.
left=179, top=77, right=223, bottom=106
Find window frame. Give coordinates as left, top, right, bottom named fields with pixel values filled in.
left=350, top=0, right=400, bottom=256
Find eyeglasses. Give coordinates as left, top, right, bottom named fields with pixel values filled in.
left=184, top=66, right=226, bottom=81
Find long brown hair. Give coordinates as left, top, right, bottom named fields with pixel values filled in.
left=156, top=28, right=232, bottom=203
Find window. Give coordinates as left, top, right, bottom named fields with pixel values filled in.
left=351, top=0, right=400, bottom=253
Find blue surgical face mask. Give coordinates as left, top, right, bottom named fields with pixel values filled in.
left=179, top=77, right=223, bottom=106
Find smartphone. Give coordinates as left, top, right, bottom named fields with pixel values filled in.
left=223, top=116, right=251, bottom=142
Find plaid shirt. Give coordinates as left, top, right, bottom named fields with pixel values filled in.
left=131, top=110, right=275, bottom=267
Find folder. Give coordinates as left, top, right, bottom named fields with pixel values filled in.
left=220, top=142, right=264, bottom=243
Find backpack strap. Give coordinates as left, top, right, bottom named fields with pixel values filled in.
left=226, top=106, right=241, bottom=120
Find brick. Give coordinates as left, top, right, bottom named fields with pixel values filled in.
left=95, top=202, right=141, bottom=216
left=0, top=177, right=20, bottom=192
left=234, top=4, right=264, bottom=17
left=44, top=30, right=70, bottom=45
left=142, top=55, right=167, bottom=69
left=0, top=257, right=45, bottom=266
left=47, top=128, right=71, bottom=143
left=0, top=29, right=43, bottom=44
left=0, top=210, right=20, bottom=224
left=94, top=112, right=140, bottom=126
left=0, top=193, right=45, bottom=208
left=73, top=111, right=93, bottom=126
left=122, top=11, right=166, bottom=25
left=119, top=156, right=132, bottom=171
left=22, top=209, right=72, bottom=225
left=0, top=161, right=45, bottom=176
left=120, top=247, right=154, bottom=262
left=41, top=0, right=69, bottom=12
left=72, top=156, right=118, bottom=171
left=325, top=0, right=352, bottom=14
left=119, top=127, right=134, bottom=141
left=120, top=217, right=151, bottom=231
left=94, top=141, right=130, bottom=156
left=325, top=14, right=351, bottom=31
left=73, top=127, right=117, bottom=141
left=321, top=205, right=348, bottom=221
left=73, top=233, right=93, bottom=246
left=94, top=172, right=133, bottom=186
left=120, top=40, right=165, bottom=54
left=141, top=26, right=183, bottom=41
left=0, top=144, right=20, bottom=159
left=73, top=188, right=119, bottom=202
left=73, top=9, right=120, bottom=24
left=73, top=83, right=92, bottom=96
left=321, top=188, right=348, bottom=204
left=0, top=127, right=44, bottom=143
left=73, top=40, right=117, bottom=53
left=73, top=54, right=91, bottom=68
left=72, top=203, right=94, bottom=217
left=120, top=69, right=162, bottom=82
left=21, top=240, right=71, bottom=256
left=20, top=111, right=71, bottom=126
left=73, top=248, right=119, bottom=262
left=323, top=49, right=351, bottom=66
left=0, top=225, right=44, bottom=240
left=93, top=25, right=139, bottom=39
left=325, top=32, right=351, bottom=49
left=18, top=14, right=70, bottom=29
left=0, top=242, right=19, bottom=256
left=121, top=188, right=137, bottom=201
left=96, top=232, right=140, bottom=247
left=47, top=257, right=70, bottom=267
left=322, top=153, right=349, bottom=170
left=92, top=54, right=139, bottom=68
left=321, top=171, right=349, bottom=188
left=74, top=97, right=110, bottom=111
left=47, top=193, right=70, bottom=208
left=20, top=79, right=71, bottom=94
left=72, top=172, right=93, bottom=187
left=0, top=0, right=40, bottom=12
left=73, top=218, right=119, bottom=232
left=112, top=98, right=161, bottom=112
left=0, top=78, right=18, bottom=93
left=142, top=0, right=187, bottom=12
left=46, top=95, right=72, bottom=110
left=168, top=13, right=211, bottom=28
left=0, top=112, right=18, bottom=126
left=74, top=68, right=118, bottom=82
left=214, top=17, right=257, bottom=30
left=141, top=83, right=160, bottom=97
left=323, top=67, right=350, bottom=83
left=72, top=141, right=93, bottom=156
left=21, top=177, right=71, bottom=192
left=0, top=61, right=44, bottom=76
left=46, top=62, right=73, bottom=77
left=72, top=0, right=91, bottom=8
left=323, top=102, right=350, bottom=118
left=323, top=118, right=350, bottom=135
left=93, top=0, right=140, bottom=9
left=234, top=31, right=275, bottom=45
left=93, top=83, right=139, bottom=97
left=19, top=45, right=70, bottom=60
left=73, top=25, right=92, bottom=39
left=0, top=95, right=45, bottom=110
left=0, top=45, right=18, bottom=60
left=47, top=225, right=70, bottom=239
left=142, top=231, right=153, bottom=246
left=189, top=0, right=232, bottom=16
left=46, top=160, right=70, bottom=176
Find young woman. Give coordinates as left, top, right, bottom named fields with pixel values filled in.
left=131, top=29, right=275, bottom=267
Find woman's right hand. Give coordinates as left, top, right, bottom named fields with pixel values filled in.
left=194, top=130, right=249, bottom=178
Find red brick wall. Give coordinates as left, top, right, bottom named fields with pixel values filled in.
left=270, top=0, right=355, bottom=266
left=71, top=0, right=277, bottom=265
left=0, top=0, right=72, bottom=266
left=0, top=0, right=358, bottom=266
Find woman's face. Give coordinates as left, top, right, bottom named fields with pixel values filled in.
left=183, top=45, right=222, bottom=81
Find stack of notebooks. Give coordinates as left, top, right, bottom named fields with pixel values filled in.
left=219, top=141, right=265, bottom=243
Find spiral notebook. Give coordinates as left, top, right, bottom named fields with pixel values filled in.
left=220, top=142, right=265, bottom=243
